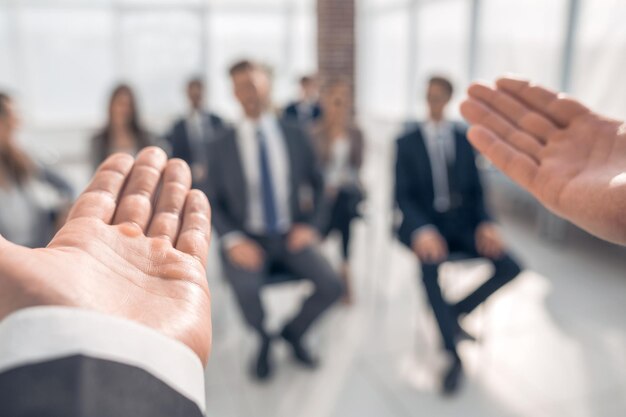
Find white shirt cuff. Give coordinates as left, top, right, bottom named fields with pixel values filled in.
left=221, top=231, right=247, bottom=251
left=0, top=306, right=206, bottom=413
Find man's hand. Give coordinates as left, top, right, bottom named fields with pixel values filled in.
left=226, top=238, right=265, bottom=272
left=287, top=224, right=320, bottom=253
left=461, top=76, right=626, bottom=245
left=475, top=222, right=504, bottom=259
left=412, top=228, right=448, bottom=264
left=0, top=148, right=213, bottom=364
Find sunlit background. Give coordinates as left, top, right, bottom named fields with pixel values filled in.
left=1, top=0, right=625, bottom=416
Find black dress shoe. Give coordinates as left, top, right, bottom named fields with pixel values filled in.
left=251, top=336, right=273, bottom=381
left=442, top=356, right=463, bottom=395
left=280, top=327, right=319, bottom=369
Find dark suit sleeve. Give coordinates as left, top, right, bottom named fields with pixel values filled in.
left=207, top=137, right=241, bottom=238
left=395, top=138, right=434, bottom=246
left=0, top=307, right=206, bottom=417
left=298, top=128, right=327, bottom=232
left=170, top=121, right=192, bottom=163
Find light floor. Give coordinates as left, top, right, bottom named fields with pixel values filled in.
left=202, top=122, right=626, bottom=417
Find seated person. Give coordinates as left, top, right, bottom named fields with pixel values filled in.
left=394, top=76, right=522, bottom=395
left=208, top=60, right=343, bottom=381
left=168, top=77, right=226, bottom=190
left=310, top=78, right=365, bottom=304
left=0, top=92, right=74, bottom=248
left=283, top=75, right=323, bottom=125
left=91, top=84, right=155, bottom=169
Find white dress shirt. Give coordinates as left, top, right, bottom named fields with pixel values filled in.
left=421, top=120, right=456, bottom=213
left=236, top=113, right=292, bottom=236
left=0, top=307, right=206, bottom=412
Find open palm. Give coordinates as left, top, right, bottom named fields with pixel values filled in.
left=461, top=77, right=626, bottom=245
left=0, top=148, right=213, bottom=363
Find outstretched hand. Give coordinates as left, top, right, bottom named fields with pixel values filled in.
left=461, top=77, right=626, bottom=245
left=0, top=147, right=213, bottom=364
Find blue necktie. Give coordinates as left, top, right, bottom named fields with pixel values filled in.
left=257, top=128, right=280, bottom=234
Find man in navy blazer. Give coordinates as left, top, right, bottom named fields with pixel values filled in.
left=283, top=75, right=323, bottom=125
left=168, top=77, right=226, bottom=190
left=395, top=76, right=522, bottom=395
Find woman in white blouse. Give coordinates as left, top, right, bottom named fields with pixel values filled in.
left=0, top=93, right=73, bottom=247
left=310, top=78, right=364, bottom=304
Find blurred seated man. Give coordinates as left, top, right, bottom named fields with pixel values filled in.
left=283, top=75, right=323, bottom=125
left=168, top=77, right=226, bottom=190
left=0, top=148, right=211, bottom=416
left=394, top=76, right=522, bottom=395
left=208, top=60, right=343, bottom=381
left=0, top=92, right=74, bottom=248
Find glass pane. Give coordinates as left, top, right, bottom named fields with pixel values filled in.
left=360, top=10, right=410, bottom=120
left=18, top=8, right=114, bottom=127
left=120, top=11, right=202, bottom=130
left=571, top=0, right=626, bottom=119
left=477, top=0, right=568, bottom=90
left=207, top=11, right=288, bottom=119
left=0, top=7, right=16, bottom=90
left=414, top=0, right=470, bottom=119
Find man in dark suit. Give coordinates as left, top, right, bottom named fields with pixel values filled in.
left=168, top=77, right=225, bottom=189
left=395, top=76, right=522, bottom=395
left=0, top=148, right=211, bottom=416
left=208, top=60, right=343, bottom=381
left=283, top=75, right=323, bottom=125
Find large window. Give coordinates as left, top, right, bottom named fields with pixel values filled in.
left=0, top=0, right=317, bottom=131
left=120, top=10, right=203, bottom=129
left=476, top=0, right=568, bottom=89
left=571, top=0, right=626, bottom=119
left=414, top=0, right=470, bottom=118
left=18, top=8, right=114, bottom=127
left=0, top=8, right=17, bottom=90
left=360, top=0, right=626, bottom=123
left=359, top=10, right=410, bottom=120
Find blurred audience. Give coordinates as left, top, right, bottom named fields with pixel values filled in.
left=283, top=75, right=322, bottom=125
left=0, top=92, right=73, bottom=248
left=207, top=60, right=343, bottom=381
left=91, top=84, right=154, bottom=169
left=168, top=77, right=226, bottom=190
left=394, top=76, right=522, bottom=395
left=310, top=78, right=364, bottom=304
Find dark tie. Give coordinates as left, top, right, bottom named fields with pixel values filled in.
left=257, top=128, right=280, bottom=234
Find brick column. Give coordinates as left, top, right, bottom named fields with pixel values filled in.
left=317, top=0, right=356, bottom=91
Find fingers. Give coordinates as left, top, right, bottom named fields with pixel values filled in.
left=461, top=98, right=543, bottom=162
left=176, top=190, right=212, bottom=269
left=467, top=83, right=559, bottom=143
left=496, top=77, right=590, bottom=127
left=113, top=147, right=168, bottom=230
left=147, top=159, right=193, bottom=243
left=467, top=126, right=539, bottom=191
left=67, top=153, right=135, bottom=223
